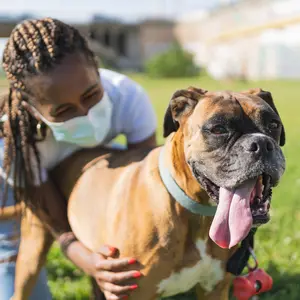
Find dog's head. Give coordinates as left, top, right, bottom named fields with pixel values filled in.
left=163, top=87, right=286, bottom=249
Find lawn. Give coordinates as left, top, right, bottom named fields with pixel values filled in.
left=1, top=74, right=300, bottom=299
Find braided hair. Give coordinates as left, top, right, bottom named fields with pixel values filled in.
left=0, top=18, right=98, bottom=207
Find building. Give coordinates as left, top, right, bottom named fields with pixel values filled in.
left=175, top=0, right=300, bottom=80
left=88, top=16, right=176, bottom=70
left=0, top=15, right=176, bottom=71
left=1, top=1, right=300, bottom=79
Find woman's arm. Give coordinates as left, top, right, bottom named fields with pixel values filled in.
left=13, top=206, right=53, bottom=300
left=14, top=177, right=141, bottom=300
left=0, top=203, right=22, bottom=221
left=13, top=177, right=68, bottom=300
left=127, top=133, right=157, bottom=150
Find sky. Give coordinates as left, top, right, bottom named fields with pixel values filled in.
left=0, top=0, right=219, bottom=23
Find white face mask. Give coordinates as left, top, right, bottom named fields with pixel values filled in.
left=34, top=92, right=113, bottom=147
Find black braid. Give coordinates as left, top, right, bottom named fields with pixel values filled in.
left=0, top=17, right=99, bottom=207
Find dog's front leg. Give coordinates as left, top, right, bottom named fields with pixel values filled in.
left=12, top=207, right=53, bottom=300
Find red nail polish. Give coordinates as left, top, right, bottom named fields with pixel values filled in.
left=108, top=246, right=116, bottom=254
left=130, top=284, right=138, bottom=290
left=122, top=296, right=129, bottom=299
left=128, top=258, right=136, bottom=265
left=133, top=271, right=142, bottom=278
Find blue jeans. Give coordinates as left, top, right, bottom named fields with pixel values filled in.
left=0, top=213, right=52, bottom=300
left=0, top=214, right=52, bottom=300
left=0, top=140, right=52, bottom=300
left=0, top=262, right=52, bottom=300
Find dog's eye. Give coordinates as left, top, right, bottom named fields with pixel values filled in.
left=268, top=120, right=280, bottom=130
left=210, top=125, right=228, bottom=135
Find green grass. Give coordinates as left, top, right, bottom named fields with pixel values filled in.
left=2, top=74, right=299, bottom=299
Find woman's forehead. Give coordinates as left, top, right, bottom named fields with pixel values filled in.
left=25, top=53, right=100, bottom=105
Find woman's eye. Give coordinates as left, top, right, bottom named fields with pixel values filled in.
left=268, top=120, right=280, bottom=130
left=210, top=125, right=228, bottom=135
left=83, top=90, right=101, bottom=102
left=54, top=106, right=74, bottom=118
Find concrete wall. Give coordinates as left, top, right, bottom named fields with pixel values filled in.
left=139, top=20, right=176, bottom=63
left=175, top=0, right=300, bottom=80
left=0, top=22, right=15, bottom=38
left=0, top=19, right=175, bottom=71
left=124, top=29, right=143, bottom=69
left=2, top=1, right=300, bottom=77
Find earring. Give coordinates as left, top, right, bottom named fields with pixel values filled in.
left=36, top=121, right=44, bottom=140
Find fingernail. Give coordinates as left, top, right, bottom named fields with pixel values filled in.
left=133, top=271, right=142, bottom=278
left=108, top=246, right=116, bottom=254
left=128, top=258, right=136, bottom=265
left=130, top=284, right=138, bottom=290
left=122, top=296, right=129, bottom=299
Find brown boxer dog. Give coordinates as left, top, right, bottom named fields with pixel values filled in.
left=13, top=87, right=286, bottom=300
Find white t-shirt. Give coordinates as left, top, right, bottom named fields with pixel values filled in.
left=0, top=68, right=157, bottom=186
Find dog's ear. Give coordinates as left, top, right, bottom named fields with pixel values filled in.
left=163, top=105, right=179, bottom=138
left=244, top=88, right=285, bottom=146
left=163, top=87, right=207, bottom=138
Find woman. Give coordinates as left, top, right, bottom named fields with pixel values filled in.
left=0, top=17, right=157, bottom=300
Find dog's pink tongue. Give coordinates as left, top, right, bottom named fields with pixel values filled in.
left=209, top=179, right=256, bottom=249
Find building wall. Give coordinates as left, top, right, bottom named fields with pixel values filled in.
left=0, top=22, right=15, bottom=38
left=88, top=22, right=143, bottom=69
left=139, top=21, right=176, bottom=63
left=175, top=0, right=300, bottom=80
left=0, top=19, right=175, bottom=71
left=124, top=29, right=143, bottom=69
left=1, top=2, right=300, bottom=77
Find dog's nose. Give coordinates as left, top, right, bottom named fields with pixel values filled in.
left=244, top=136, right=274, bottom=154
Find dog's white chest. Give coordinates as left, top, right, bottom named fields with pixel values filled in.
left=157, top=239, right=224, bottom=298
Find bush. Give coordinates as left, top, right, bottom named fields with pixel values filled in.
left=145, top=42, right=200, bottom=78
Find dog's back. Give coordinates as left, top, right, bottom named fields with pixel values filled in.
left=50, top=146, right=155, bottom=197
left=50, top=146, right=164, bottom=252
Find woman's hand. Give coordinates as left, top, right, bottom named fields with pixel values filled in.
left=65, top=240, right=141, bottom=300
left=90, top=245, right=142, bottom=300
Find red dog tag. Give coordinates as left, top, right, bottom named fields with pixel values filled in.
left=247, top=268, right=273, bottom=293
left=233, top=268, right=273, bottom=300
left=233, top=247, right=273, bottom=300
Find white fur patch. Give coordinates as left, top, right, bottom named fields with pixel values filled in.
left=157, top=239, right=224, bottom=298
